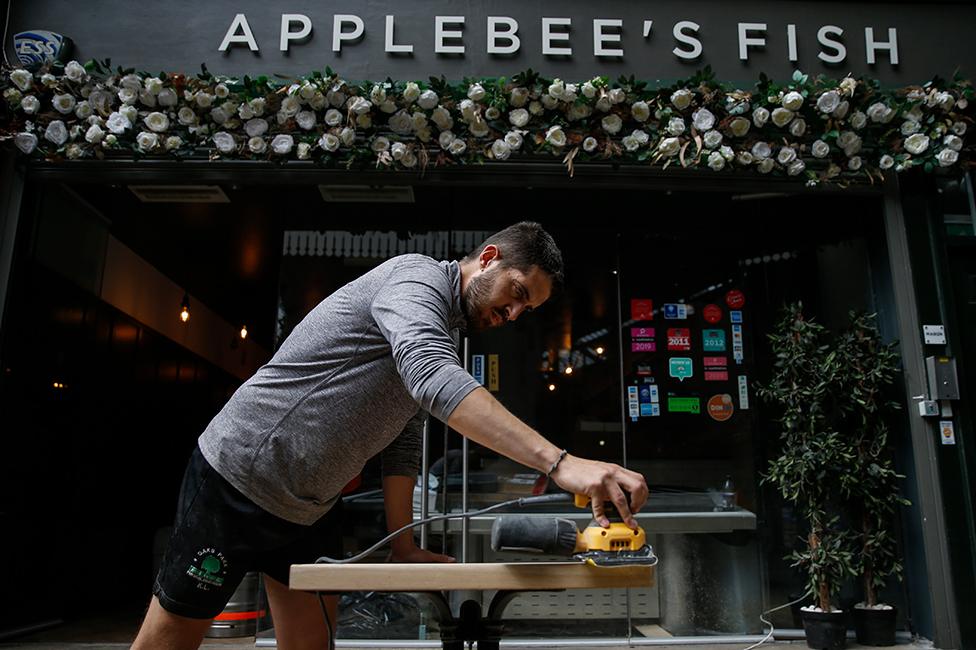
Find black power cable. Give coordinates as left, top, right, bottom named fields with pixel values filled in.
left=317, top=591, right=334, bottom=650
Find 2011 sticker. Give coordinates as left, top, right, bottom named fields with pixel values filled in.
left=667, top=328, right=691, bottom=351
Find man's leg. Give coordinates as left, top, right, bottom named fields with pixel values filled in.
left=263, top=573, right=338, bottom=650
left=131, top=595, right=212, bottom=650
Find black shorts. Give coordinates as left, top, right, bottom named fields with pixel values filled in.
left=153, top=445, right=344, bottom=619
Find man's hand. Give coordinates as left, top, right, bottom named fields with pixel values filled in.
left=389, top=545, right=456, bottom=563
left=549, top=454, right=649, bottom=529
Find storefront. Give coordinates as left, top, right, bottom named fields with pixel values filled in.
left=1, top=1, right=974, bottom=648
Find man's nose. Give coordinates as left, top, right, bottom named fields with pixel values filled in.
left=509, top=304, right=525, bottom=321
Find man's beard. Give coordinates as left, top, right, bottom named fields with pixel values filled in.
left=462, top=269, right=496, bottom=332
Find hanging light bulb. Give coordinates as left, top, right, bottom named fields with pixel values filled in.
left=548, top=383, right=556, bottom=392
left=595, top=346, right=605, bottom=355
left=180, top=293, right=190, bottom=323
left=564, top=366, right=573, bottom=375
left=240, top=325, right=248, bottom=340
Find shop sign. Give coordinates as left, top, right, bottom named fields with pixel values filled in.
left=488, top=354, right=499, bottom=391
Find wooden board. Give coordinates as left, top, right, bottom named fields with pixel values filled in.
left=290, top=562, right=654, bottom=592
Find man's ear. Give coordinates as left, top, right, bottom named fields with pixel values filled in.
left=479, top=244, right=500, bottom=269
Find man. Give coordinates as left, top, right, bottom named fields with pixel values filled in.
left=133, top=222, right=648, bottom=650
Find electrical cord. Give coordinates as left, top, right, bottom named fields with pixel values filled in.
left=741, top=594, right=809, bottom=650
left=314, top=492, right=574, bottom=564
left=317, top=591, right=334, bottom=650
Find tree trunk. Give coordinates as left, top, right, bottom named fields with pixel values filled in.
left=863, top=511, right=876, bottom=607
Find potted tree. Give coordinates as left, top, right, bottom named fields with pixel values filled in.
left=837, top=313, right=908, bottom=646
left=758, top=304, right=858, bottom=650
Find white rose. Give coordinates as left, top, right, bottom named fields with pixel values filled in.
left=270, top=134, right=293, bottom=155
left=707, top=151, right=725, bottom=171
left=245, top=118, right=269, bottom=137
left=195, top=92, right=214, bottom=108
left=811, top=139, right=830, bottom=158
left=104, top=134, right=117, bottom=146
left=248, top=97, right=266, bottom=116
left=9, top=69, right=34, bottom=91
left=703, top=130, right=723, bottom=149
left=139, top=77, right=161, bottom=97
left=401, top=150, right=417, bottom=168
left=757, top=158, right=775, bottom=173
left=509, top=109, right=530, bottom=128
left=491, top=139, right=512, bottom=160
left=879, top=154, right=895, bottom=169
left=469, top=118, right=490, bottom=138
left=164, top=136, right=183, bottom=151
left=431, top=107, right=453, bottom=130
left=903, top=105, right=924, bottom=123
left=630, top=101, right=650, bottom=122
left=327, top=89, right=346, bottom=108
left=213, top=132, right=237, bottom=153
left=529, top=100, right=544, bottom=116
left=319, top=133, right=341, bottom=152
left=280, top=96, right=302, bottom=117
left=388, top=111, right=413, bottom=135
left=468, top=83, right=486, bottom=101
left=143, top=111, right=170, bottom=133
left=545, top=125, right=566, bottom=148
left=499, top=131, right=522, bottom=152
left=958, top=98, right=969, bottom=110
left=339, top=127, right=356, bottom=146
left=118, top=74, right=140, bottom=90
left=692, top=108, right=716, bottom=131
left=608, top=88, right=626, bottom=104
left=370, top=84, right=387, bottom=104
left=415, top=126, right=432, bottom=143
left=106, top=111, right=131, bottom=134
left=448, top=138, right=467, bottom=155
left=781, top=91, right=804, bottom=111
left=671, top=89, right=693, bottom=110
left=771, top=107, right=795, bottom=127
left=936, top=148, right=959, bottom=167
left=417, top=89, right=439, bottom=111
left=237, top=103, right=254, bottom=120
left=548, top=79, right=566, bottom=99
left=867, top=102, right=890, bottom=123
left=510, top=87, right=529, bottom=107
left=178, top=106, right=198, bottom=126
left=410, top=112, right=429, bottom=131
left=64, top=144, right=84, bottom=159
left=900, top=120, right=920, bottom=136
left=390, top=142, right=407, bottom=161
left=119, top=105, right=137, bottom=125
left=583, top=136, right=598, bottom=153
left=832, top=100, right=850, bottom=119
left=788, top=160, right=806, bottom=176
left=848, top=156, right=862, bottom=171
left=324, top=108, right=343, bottom=127
left=297, top=142, right=312, bottom=160
left=74, top=101, right=92, bottom=119
left=14, top=132, right=38, bottom=154
left=40, top=73, right=57, bottom=88
left=776, top=146, right=797, bottom=165
left=296, top=110, right=317, bottom=130
left=460, top=99, right=477, bottom=122
left=20, top=95, right=40, bottom=114
left=582, top=82, right=597, bottom=99
left=827, top=163, right=842, bottom=177
left=944, top=134, right=963, bottom=151
left=595, top=95, right=611, bottom=112
left=840, top=77, right=857, bottom=96
left=815, top=90, right=840, bottom=114
left=602, top=114, right=623, bottom=135
left=790, top=118, right=807, bottom=137
left=904, top=133, right=930, bottom=155
left=541, top=94, right=558, bottom=110
left=751, top=141, right=772, bottom=159
left=356, top=113, right=372, bottom=129
left=4, top=87, right=22, bottom=105
left=248, top=136, right=267, bottom=154
left=632, top=129, right=650, bottom=146
left=403, top=82, right=421, bottom=104
left=851, top=111, right=867, bottom=129
left=377, top=100, right=396, bottom=115
left=118, top=87, right=138, bottom=105
left=85, top=124, right=105, bottom=144
left=309, top=91, right=327, bottom=111
left=622, top=135, right=639, bottom=151
left=720, top=145, right=734, bottom=161
left=752, top=107, right=770, bottom=127
left=138, top=90, right=157, bottom=108
left=69, top=125, right=83, bottom=141
left=62, top=60, right=86, bottom=84
left=439, top=131, right=456, bottom=149
left=667, top=117, right=686, bottom=136
left=936, top=92, right=955, bottom=111
left=736, top=151, right=754, bottom=165
left=348, top=96, right=372, bottom=115
left=729, top=117, right=750, bottom=137
left=136, top=131, right=159, bottom=151
left=485, top=106, right=501, bottom=121
left=657, top=137, right=681, bottom=157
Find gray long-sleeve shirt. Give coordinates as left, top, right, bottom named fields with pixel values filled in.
left=198, top=255, right=481, bottom=525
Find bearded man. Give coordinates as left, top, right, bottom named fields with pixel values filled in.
left=134, top=221, right=648, bottom=650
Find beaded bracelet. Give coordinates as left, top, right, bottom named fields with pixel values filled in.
left=546, top=449, right=569, bottom=476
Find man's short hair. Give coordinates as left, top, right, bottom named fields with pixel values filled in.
left=464, top=222, right=564, bottom=289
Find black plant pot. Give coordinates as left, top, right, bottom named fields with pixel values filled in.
left=854, top=605, right=897, bottom=646
left=801, top=609, right=848, bottom=650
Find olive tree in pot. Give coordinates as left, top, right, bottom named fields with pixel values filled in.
left=837, top=313, right=908, bottom=646
left=758, top=304, right=858, bottom=650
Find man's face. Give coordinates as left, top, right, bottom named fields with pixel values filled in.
left=463, top=257, right=553, bottom=332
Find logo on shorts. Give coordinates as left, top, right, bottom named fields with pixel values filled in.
left=187, top=548, right=228, bottom=591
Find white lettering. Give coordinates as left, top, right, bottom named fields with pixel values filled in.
left=280, top=14, right=312, bottom=52
left=865, top=27, right=898, bottom=65
left=542, top=17, right=572, bottom=56
left=218, top=14, right=259, bottom=52
left=487, top=17, right=520, bottom=55
left=332, top=15, right=364, bottom=52
left=672, top=21, right=702, bottom=60
left=818, top=25, right=846, bottom=64
left=738, top=22, right=767, bottom=60
left=593, top=19, right=623, bottom=57
left=385, top=15, right=413, bottom=53
left=787, top=24, right=798, bottom=62
left=435, top=16, right=465, bottom=54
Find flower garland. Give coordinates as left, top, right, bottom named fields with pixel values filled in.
left=1, top=60, right=973, bottom=185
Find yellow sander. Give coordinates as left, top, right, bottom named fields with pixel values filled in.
left=489, top=494, right=658, bottom=567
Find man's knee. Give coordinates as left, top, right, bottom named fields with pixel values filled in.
left=132, top=596, right=212, bottom=650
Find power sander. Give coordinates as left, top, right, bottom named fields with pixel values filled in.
left=489, top=494, right=658, bottom=567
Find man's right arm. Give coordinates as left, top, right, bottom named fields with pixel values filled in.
left=446, top=386, right=648, bottom=528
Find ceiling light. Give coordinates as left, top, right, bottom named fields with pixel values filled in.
left=180, top=293, right=190, bottom=323
left=240, top=325, right=248, bottom=340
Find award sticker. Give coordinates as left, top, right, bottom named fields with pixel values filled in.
left=707, top=394, right=735, bottom=421
left=663, top=303, right=688, bottom=320
left=737, top=375, right=750, bottom=410
left=668, top=396, right=701, bottom=414
left=669, top=358, right=694, bottom=382
left=631, top=299, right=654, bottom=321
left=730, top=310, right=743, bottom=324
left=726, top=290, right=746, bottom=309
left=631, top=327, right=656, bottom=352
left=940, top=420, right=956, bottom=445
left=667, top=328, right=692, bottom=351
left=702, top=329, right=727, bottom=352
left=703, top=304, right=723, bottom=324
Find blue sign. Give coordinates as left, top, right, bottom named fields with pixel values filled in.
left=663, top=303, right=687, bottom=320
left=14, top=31, right=73, bottom=68
left=730, top=310, right=743, bottom=324
left=472, top=354, right=485, bottom=385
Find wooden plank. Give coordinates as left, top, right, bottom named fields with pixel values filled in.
left=289, top=562, right=654, bottom=592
